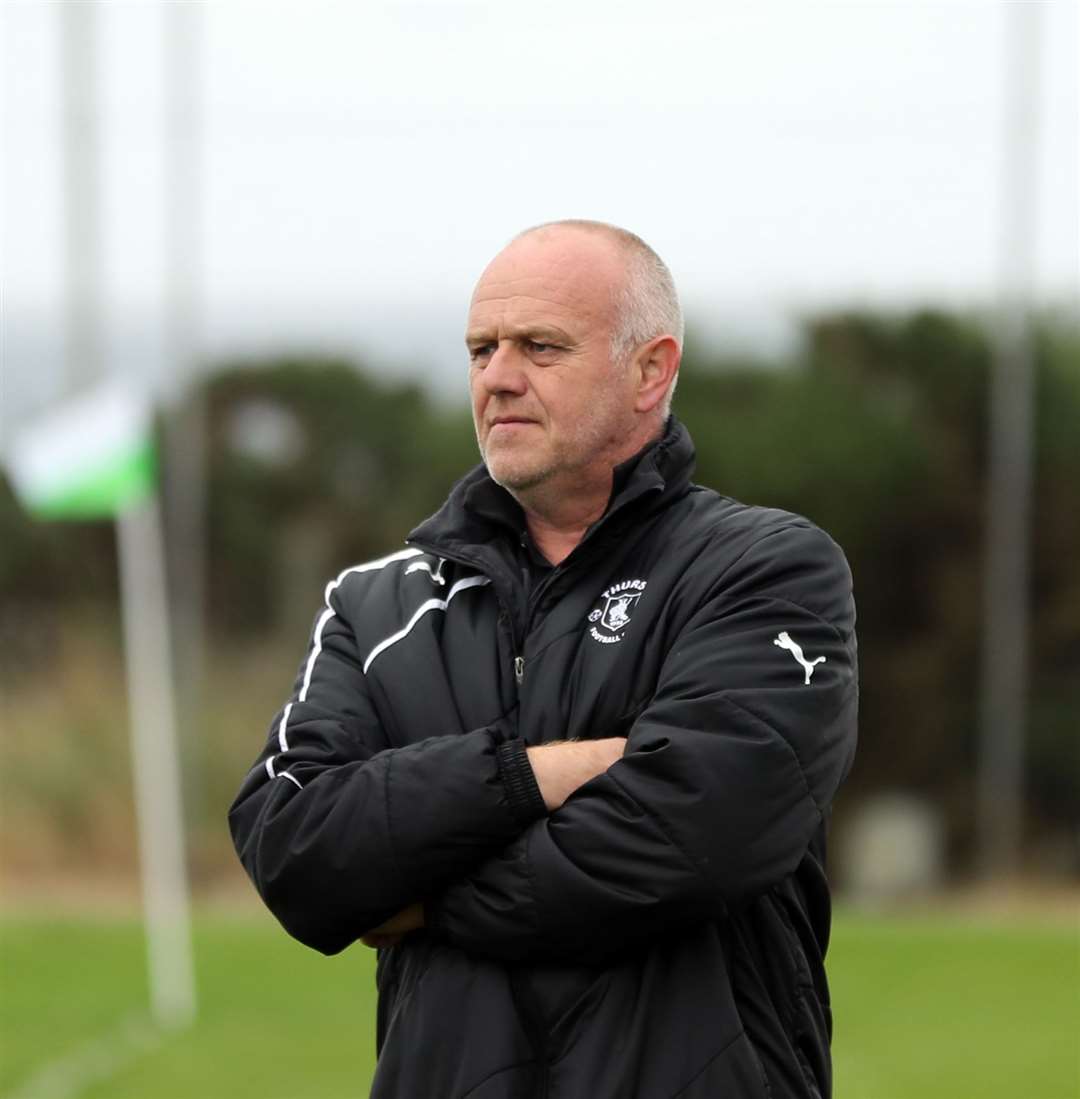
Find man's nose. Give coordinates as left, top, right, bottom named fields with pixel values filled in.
left=481, top=342, right=528, bottom=395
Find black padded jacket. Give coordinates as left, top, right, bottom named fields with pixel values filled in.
left=229, top=418, right=858, bottom=1099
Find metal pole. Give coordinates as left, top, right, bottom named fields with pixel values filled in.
left=162, top=0, right=208, bottom=832
left=977, top=2, right=1043, bottom=880
left=60, top=0, right=102, bottom=388
left=117, top=493, right=197, bottom=1029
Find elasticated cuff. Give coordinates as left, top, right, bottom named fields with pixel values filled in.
left=496, top=738, right=547, bottom=825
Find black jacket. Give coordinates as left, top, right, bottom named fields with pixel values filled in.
left=229, top=418, right=858, bottom=1099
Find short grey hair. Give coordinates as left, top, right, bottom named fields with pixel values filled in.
left=514, top=220, right=684, bottom=408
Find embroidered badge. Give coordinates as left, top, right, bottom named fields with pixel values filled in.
left=587, top=579, right=647, bottom=644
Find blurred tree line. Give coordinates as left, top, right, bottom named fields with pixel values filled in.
left=1, top=308, right=1077, bottom=878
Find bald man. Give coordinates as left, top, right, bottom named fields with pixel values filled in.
left=230, top=221, right=858, bottom=1099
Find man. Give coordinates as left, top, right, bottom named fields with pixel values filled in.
left=229, top=220, right=858, bottom=1098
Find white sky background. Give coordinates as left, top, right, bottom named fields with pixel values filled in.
left=1, top=0, right=1077, bottom=434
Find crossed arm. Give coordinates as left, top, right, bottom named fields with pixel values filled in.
left=358, top=526, right=857, bottom=963
left=360, top=737, right=627, bottom=947
left=230, top=524, right=857, bottom=961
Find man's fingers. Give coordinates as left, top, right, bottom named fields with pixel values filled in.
left=362, top=932, right=403, bottom=949
left=360, top=902, right=425, bottom=948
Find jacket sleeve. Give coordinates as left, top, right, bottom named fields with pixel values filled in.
left=228, top=582, right=546, bottom=956
left=427, top=523, right=858, bottom=962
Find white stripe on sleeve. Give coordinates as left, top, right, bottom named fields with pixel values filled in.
left=265, top=755, right=303, bottom=789
left=275, top=547, right=426, bottom=754
left=362, top=574, right=490, bottom=674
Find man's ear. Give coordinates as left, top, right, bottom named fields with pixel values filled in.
left=632, top=336, right=681, bottom=414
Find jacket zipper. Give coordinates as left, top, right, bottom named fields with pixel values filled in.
left=410, top=516, right=642, bottom=692
left=514, top=563, right=574, bottom=688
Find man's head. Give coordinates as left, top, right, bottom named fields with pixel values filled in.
left=466, top=220, right=682, bottom=503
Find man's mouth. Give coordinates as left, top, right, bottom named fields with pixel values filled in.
left=489, top=417, right=537, bottom=429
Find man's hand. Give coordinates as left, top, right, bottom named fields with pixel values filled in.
left=526, top=737, right=626, bottom=812
left=361, top=902, right=425, bottom=949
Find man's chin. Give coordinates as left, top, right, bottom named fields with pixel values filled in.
left=485, top=457, right=549, bottom=494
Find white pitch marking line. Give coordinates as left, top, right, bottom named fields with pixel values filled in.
left=3, top=1013, right=163, bottom=1099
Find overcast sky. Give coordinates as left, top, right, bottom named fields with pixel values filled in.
left=1, top=0, right=1077, bottom=433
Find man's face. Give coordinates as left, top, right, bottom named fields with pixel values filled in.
left=466, top=229, right=637, bottom=496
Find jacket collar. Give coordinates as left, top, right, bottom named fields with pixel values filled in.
left=407, top=417, right=696, bottom=570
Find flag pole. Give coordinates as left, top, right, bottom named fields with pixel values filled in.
left=116, top=489, right=197, bottom=1029
left=8, top=382, right=199, bottom=1029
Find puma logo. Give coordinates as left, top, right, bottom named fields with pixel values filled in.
left=774, top=631, right=826, bottom=685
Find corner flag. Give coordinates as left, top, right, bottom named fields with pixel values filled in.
left=5, top=380, right=196, bottom=1029
left=7, top=382, right=155, bottom=519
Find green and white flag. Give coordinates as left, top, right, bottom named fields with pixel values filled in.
left=7, top=382, right=156, bottom=520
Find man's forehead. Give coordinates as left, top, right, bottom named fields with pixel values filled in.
left=466, top=286, right=607, bottom=343
left=468, top=230, right=623, bottom=330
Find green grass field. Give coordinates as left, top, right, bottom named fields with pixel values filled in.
left=2, top=906, right=1076, bottom=1099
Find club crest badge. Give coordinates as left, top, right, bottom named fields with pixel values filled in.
left=587, top=579, right=647, bottom=644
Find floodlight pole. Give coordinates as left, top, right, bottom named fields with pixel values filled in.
left=162, top=0, right=208, bottom=836
left=977, top=3, right=1043, bottom=880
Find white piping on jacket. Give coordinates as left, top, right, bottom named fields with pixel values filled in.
left=267, top=547, right=424, bottom=786
left=405, top=558, right=447, bottom=585
left=362, top=574, right=490, bottom=674
left=265, top=755, right=302, bottom=790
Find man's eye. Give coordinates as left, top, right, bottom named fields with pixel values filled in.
left=527, top=341, right=556, bottom=354
left=469, top=344, right=494, bottom=362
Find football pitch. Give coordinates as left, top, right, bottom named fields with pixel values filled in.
left=1, top=906, right=1076, bottom=1099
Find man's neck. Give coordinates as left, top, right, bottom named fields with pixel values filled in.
left=519, top=483, right=611, bottom=566
left=512, top=419, right=666, bottom=565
